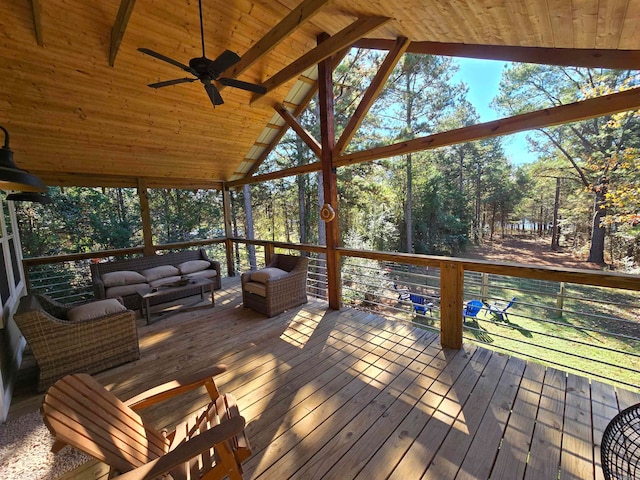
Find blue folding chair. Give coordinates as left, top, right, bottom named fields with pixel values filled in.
left=410, top=293, right=434, bottom=316
left=489, top=297, right=516, bottom=321
left=463, top=300, right=484, bottom=324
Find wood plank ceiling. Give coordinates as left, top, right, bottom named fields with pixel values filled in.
left=1, top=0, right=640, bottom=189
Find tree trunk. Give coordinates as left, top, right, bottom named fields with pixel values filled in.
left=243, top=184, right=256, bottom=269
left=295, top=136, right=307, bottom=244
left=405, top=152, right=413, bottom=253
left=551, top=177, right=561, bottom=250
left=587, top=181, right=608, bottom=264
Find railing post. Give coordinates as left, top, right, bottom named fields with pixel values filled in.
left=557, top=281, right=565, bottom=318
left=440, top=260, right=463, bottom=349
left=481, top=272, right=489, bottom=302
left=137, top=179, right=155, bottom=257
left=265, top=243, right=275, bottom=266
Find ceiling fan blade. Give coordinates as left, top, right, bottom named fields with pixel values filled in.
left=204, top=83, right=224, bottom=106
left=138, top=48, right=196, bottom=74
left=148, top=78, right=197, bottom=89
left=218, top=77, right=267, bottom=94
left=210, top=50, right=241, bottom=75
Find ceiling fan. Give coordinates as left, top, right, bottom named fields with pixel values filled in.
left=138, top=0, right=266, bottom=107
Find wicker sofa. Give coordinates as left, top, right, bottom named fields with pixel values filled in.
left=241, top=254, right=309, bottom=317
left=90, top=248, right=221, bottom=310
left=14, top=294, right=139, bottom=392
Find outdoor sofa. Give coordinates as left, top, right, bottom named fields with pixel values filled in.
left=90, top=248, right=221, bottom=310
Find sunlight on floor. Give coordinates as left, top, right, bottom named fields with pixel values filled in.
left=279, top=311, right=325, bottom=349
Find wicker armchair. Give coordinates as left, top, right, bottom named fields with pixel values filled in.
left=14, top=294, right=139, bottom=392
left=241, top=254, right=309, bottom=317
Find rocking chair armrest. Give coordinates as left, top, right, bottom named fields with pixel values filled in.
left=113, top=416, right=246, bottom=480
left=125, top=364, right=228, bottom=410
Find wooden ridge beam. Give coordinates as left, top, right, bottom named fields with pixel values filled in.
left=30, top=0, right=43, bottom=46
left=225, top=0, right=330, bottom=80
left=109, top=0, right=137, bottom=66
left=336, top=87, right=640, bottom=167
left=275, top=103, right=322, bottom=159
left=335, top=36, right=411, bottom=154
left=352, top=39, right=640, bottom=70
left=255, top=16, right=390, bottom=98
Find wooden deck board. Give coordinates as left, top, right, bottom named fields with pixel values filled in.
left=6, top=277, right=639, bottom=480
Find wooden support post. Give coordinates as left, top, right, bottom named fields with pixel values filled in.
left=222, top=187, right=235, bottom=277
left=137, top=179, right=155, bottom=256
left=265, top=243, right=275, bottom=266
left=481, top=272, right=489, bottom=302
left=439, top=261, right=463, bottom=349
left=318, top=33, right=341, bottom=310
left=557, top=281, right=565, bottom=318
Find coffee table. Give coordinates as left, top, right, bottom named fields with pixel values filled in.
left=138, top=277, right=214, bottom=325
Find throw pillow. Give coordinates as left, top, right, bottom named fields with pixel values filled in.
left=141, top=265, right=180, bottom=282
left=102, top=270, right=146, bottom=287
left=178, top=260, right=211, bottom=275
left=251, top=267, right=288, bottom=284
left=67, top=299, right=127, bottom=322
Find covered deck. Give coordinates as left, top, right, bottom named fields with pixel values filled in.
left=8, top=278, right=639, bottom=480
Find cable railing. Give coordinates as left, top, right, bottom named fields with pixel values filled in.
left=20, top=238, right=640, bottom=389
left=340, top=253, right=640, bottom=390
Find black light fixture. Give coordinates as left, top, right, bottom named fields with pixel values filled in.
left=6, top=191, right=52, bottom=204
left=0, top=125, right=46, bottom=192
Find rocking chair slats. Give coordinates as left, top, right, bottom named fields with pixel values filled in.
left=42, top=368, right=251, bottom=479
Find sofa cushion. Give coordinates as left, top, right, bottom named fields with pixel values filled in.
left=178, top=260, right=211, bottom=275
left=148, top=275, right=182, bottom=288
left=244, top=281, right=267, bottom=297
left=67, top=299, right=127, bottom=322
left=185, top=269, right=217, bottom=280
left=106, top=284, right=152, bottom=298
left=102, top=270, right=146, bottom=287
left=141, top=265, right=180, bottom=282
left=251, top=267, right=288, bottom=284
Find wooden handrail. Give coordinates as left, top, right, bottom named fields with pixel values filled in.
left=22, top=239, right=640, bottom=351
left=337, top=247, right=640, bottom=292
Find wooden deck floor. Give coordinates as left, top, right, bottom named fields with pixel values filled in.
left=8, top=277, right=640, bottom=480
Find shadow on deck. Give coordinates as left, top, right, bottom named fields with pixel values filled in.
left=6, top=277, right=640, bottom=479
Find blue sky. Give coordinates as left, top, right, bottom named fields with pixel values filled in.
left=452, top=58, right=538, bottom=165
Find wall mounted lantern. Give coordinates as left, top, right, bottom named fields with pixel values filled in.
left=0, top=125, right=46, bottom=192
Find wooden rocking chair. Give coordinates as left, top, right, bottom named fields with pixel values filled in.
left=41, top=365, right=251, bottom=480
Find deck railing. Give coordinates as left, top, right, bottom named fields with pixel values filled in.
left=21, top=239, right=640, bottom=389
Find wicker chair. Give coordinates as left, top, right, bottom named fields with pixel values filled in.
left=241, top=254, right=309, bottom=317
left=601, top=403, right=640, bottom=480
left=14, top=294, right=139, bottom=392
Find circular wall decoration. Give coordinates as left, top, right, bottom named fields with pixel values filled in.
left=320, top=203, right=335, bottom=222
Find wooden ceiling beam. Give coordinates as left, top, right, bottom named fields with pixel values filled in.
left=275, top=103, right=322, bottom=159
left=109, top=0, right=137, bottom=67
left=29, top=0, right=43, bottom=46
left=228, top=161, right=322, bottom=188
left=255, top=16, right=390, bottom=98
left=335, top=36, right=411, bottom=154
left=225, top=0, right=330, bottom=80
left=35, top=172, right=223, bottom=190
left=352, top=39, right=640, bottom=70
left=336, top=87, right=640, bottom=167
left=238, top=47, right=351, bottom=181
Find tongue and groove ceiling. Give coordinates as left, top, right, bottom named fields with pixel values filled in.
left=1, top=0, right=640, bottom=189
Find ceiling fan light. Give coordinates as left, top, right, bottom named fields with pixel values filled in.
left=6, top=191, right=52, bottom=204
left=0, top=126, right=46, bottom=193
